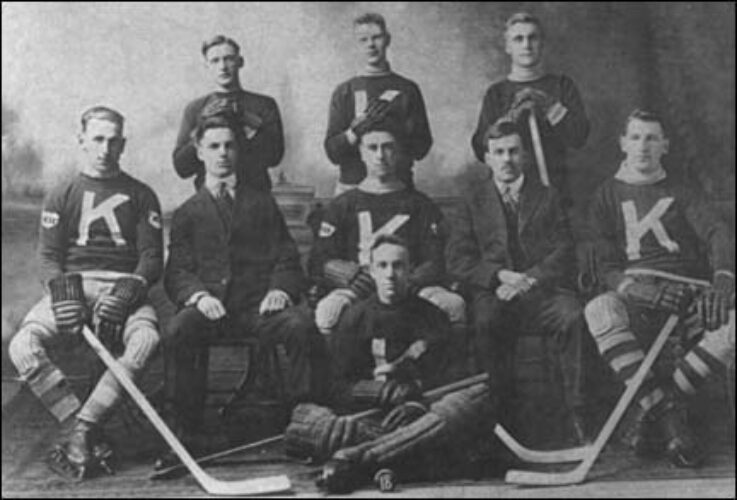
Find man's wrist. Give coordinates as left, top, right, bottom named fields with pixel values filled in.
left=345, top=128, right=358, bottom=145
left=187, top=291, right=211, bottom=307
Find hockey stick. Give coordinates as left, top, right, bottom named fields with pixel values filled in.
left=529, top=112, right=550, bottom=187
left=505, top=314, right=679, bottom=486
left=152, top=372, right=490, bottom=479
left=80, top=326, right=291, bottom=496
left=494, top=424, right=589, bottom=463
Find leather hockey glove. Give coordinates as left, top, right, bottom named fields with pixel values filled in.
left=697, top=273, right=735, bottom=331
left=323, top=260, right=375, bottom=298
left=94, top=276, right=147, bottom=353
left=622, top=280, right=692, bottom=315
left=350, top=96, right=394, bottom=137
left=381, top=400, right=428, bottom=432
left=48, top=273, right=88, bottom=336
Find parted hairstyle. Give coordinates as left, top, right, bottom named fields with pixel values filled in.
left=353, top=12, right=388, bottom=33
left=370, top=233, right=410, bottom=260
left=357, top=120, right=407, bottom=150
left=505, top=11, right=544, bottom=38
left=80, top=106, right=125, bottom=132
left=482, top=119, right=526, bottom=153
left=201, top=35, right=241, bottom=58
left=193, top=115, right=238, bottom=144
left=622, top=109, right=668, bottom=137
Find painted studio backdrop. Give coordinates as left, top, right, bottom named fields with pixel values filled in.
left=2, top=2, right=734, bottom=212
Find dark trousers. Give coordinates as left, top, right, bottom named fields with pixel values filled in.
left=165, top=304, right=326, bottom=431
left=472, top=287, right=588, bottom=419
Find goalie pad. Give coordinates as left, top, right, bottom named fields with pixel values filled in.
left=335, top=382, right=493, bottom=466
left=285, top=403, right=384, bottom=461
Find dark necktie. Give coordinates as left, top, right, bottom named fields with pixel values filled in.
left=502, top=185, right=523, bottom=270
left=502, top=185, right=518, bottom=216
left=216, top=183, right=234, bottom=228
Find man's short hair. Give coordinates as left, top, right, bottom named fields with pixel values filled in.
left=483, top=119, right=525, bottom=152
left=201, top=35, right=241, bottom=58
left=193, top=115, right=238, bottom=144
left=357, top=119, right=406, bottom=149
left=80, top=106, right=125, bottom=132
left=354, top=12, right=388, bottom=33
left=505, top=11, right=544, bottom=38
left=370, top=234, right=409, bottom=259
left=622, top=109, right=668, bottom=137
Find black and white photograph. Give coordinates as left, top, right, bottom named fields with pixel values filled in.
left=2, top=2, right=734, bottom=497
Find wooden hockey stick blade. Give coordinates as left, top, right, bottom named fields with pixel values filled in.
left=529, top=113, right=550, bottom=187
left=151, top=434, right=284, bottom=480
left=505, top=314, right=679, bottom=486
left=494, top=424, right=589, bottom=463
left=80, top=326, right=291, bottom=496
left=153, top=372, right=491, bottom=480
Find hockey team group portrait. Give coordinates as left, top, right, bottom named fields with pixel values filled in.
left=1, top=2, right=734, bottom=498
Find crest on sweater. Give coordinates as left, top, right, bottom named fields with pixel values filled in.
left=319, top=221, right=336, bottom=238
left=148, top=211, right=162, bottom=230
left=41, top=211, right=60, bottom=229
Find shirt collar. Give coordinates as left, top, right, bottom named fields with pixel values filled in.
left=614, top=161, right=667, bottom=185
left=494, top=173, right=525, bottom=199
left=204, top=173, right=237, bottom=197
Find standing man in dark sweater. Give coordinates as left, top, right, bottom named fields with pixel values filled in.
left=471, top=12, right=589, bottom=206
left=173, top=35, right=284, bottom=192
left=162, top=116, right=323, bottom=458
left=325, top=13, right=432, bottom=193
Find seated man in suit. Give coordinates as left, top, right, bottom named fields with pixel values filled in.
left=448, top=119, right=588, bottom=437
left=161, top=115, right=325, bottom=460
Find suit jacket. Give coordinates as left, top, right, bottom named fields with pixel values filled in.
left=447, top=172, right=575, bottom=293
left=165, top=185, right=304, bottom=312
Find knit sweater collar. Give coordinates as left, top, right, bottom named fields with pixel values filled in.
left=508, top=64, right=546, bottom=82
left=614, top=161, right=667, bottom=185
left=358, top=177, right=405, bottom=194
left=361, top=61, right=392, bottom=77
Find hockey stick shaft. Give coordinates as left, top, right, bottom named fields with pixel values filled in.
left=529, top=112, right=550, bottom=187
left=506, top=314, right=679, bottom=485
left=80, top=326, right=291, bottom=495
left=152, top=372, right=490, bottom=479
left=494, top=424, right=589, bottom=463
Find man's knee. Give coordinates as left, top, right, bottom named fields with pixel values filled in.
left=418, top=286, right=467, bottom=324
left=165, top=306, right=210, bottom=345
left=315, top=289, right=355, bottom=335
left=276, top=306, right=317, bottom=343
left=584, top=292, right=629, bottom=340
left=121, top=319, right=160, bottom=372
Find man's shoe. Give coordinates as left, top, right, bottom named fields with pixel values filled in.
left=659, top=402, right=704, bottom=468
left=625, top=406, right=663, bottom=458
left=47, top=420, right=113, bottom=481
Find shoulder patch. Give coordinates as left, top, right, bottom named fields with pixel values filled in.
left=148, top=211, right=162, bottom=230
left=380, top=90, right=401, bottom=102
left=319, top=221, right=336, bottom=238
left=41, top=210, right=60, bottom=229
